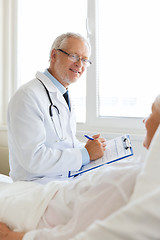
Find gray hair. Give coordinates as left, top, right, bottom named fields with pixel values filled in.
left=49, top=32, right=91, bottom=61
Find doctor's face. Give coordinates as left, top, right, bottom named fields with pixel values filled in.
left=143, top=102, right=160, bottom=149
left=51, top=37, right=90, bottom=88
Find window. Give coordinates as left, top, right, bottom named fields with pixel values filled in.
left=97, top=0, right=160, bottom=118
left=1, top=0, right=159, bottom=134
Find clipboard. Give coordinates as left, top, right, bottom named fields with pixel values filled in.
left=68, top=135, right=133, bottom=178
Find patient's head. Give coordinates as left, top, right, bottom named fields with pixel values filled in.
left=143, top=95, right=160, bottom=149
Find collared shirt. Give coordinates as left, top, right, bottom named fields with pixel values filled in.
left=43, top=69, right=90, bottom=166
left=44, top=69, right=66, bottom=95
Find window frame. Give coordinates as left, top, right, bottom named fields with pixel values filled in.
left=0, top=0, right=19, bottom=126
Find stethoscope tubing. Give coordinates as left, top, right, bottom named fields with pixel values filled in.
left=37, top=78, right=65, bottom=141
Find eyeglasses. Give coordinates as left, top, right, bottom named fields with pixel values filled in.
left=56, top=49, right=92, bottom=67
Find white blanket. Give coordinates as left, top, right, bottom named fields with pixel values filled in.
left=0, top=174, right=13, bottom=183
left=0, top=180, right=62, bottom=232
left=0, top=156, right=142, bottom=240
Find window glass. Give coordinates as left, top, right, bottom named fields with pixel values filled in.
left=97, top=0, right=160, bottom=118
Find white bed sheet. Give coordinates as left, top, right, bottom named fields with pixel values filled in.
left=0, top=174, right=13, bottom=183
left=1, top=155, right=143, bottom=240
left=0, top=180, right=62, bottom=232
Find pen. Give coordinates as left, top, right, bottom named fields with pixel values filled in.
left=84, top=135, right=94, bottom=140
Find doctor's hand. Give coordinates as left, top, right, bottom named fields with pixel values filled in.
left=85, top=134, right=106, bottom=161
left=0, top=222, right=24, bottom=240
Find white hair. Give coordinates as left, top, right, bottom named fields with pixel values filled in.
left=49, top=32, right=91, bottom=61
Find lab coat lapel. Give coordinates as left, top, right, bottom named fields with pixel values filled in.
left=35, top=71, right=70, bottom=110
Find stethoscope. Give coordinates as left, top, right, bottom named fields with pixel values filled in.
left=37, top=78, right=66, bottom=142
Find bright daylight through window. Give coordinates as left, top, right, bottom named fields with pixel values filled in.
left=97, top=0, right=160, bottom=118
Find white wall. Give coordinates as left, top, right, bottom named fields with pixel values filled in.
left=0, top=127, right=9, bottom=175
left=0, top=0, right=3, bottom=122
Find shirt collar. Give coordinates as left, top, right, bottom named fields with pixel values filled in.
left=43, top=69, right=66, bottom=95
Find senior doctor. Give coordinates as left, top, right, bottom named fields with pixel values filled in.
left=7, top=32, right=106, bottom=183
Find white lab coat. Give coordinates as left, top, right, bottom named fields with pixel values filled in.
left=8, top=71, right=84, bottom=182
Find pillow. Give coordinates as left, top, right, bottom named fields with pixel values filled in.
left=0, top=174, right=13, bottom=183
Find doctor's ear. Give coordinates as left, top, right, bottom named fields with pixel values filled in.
left=50, top=49, right=57, bottom=62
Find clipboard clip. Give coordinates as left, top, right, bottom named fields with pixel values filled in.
left=123, top=137, right=131, bottom=149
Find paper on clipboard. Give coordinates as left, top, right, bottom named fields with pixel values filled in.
left=68, top=135, right=133, bottom=177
